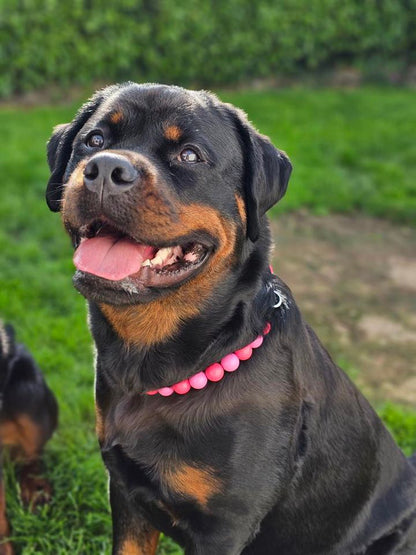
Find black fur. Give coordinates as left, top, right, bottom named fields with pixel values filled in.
left=47, top=83, right=416, bottom=555
left=0, top=322, right=57, bottom=438
left=226, top=106, right=292, bottom=241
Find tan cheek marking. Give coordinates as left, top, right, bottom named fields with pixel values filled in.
left=100, top=203, right=237, bottom=346
left=164, top=125, right=182, bottom=141
left=61, top=160, right=89, bottom=223
left=119, top=539, right=142, bottom=555
left=165, top=465, right=221, bottom=507
left=147, top=531, right=159, bottom=555
left=62, top=163, right=237, bottom=346
left=139, top=173, right=176, bottom=221
left=0, top=415, right=42, bottom=460
left=95, top=403, right=105, bottom=443
left=101, top=302, right=194, bottom=348
left=235, top=193, right=247, bottom=227
left=119, top=531, right=159, bottom=555
left=110, top=111, right=123, bottom=124
left=62, top=155, right=174, bottom=230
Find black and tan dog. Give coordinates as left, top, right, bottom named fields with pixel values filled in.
left=0, top=320, right=58, bottom=554
left=46, top=83, right=416, bottom=554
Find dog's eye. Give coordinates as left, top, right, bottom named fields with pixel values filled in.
left=179, top=148, right=200, bottom=164
left=86, top=133, right=104, bottom=149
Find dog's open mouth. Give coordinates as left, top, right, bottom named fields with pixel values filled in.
left=72, top=220, right=212, bottom=289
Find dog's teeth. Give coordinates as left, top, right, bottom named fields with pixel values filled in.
left=141, top=246, right=184, bottom=269
left=162, top=246, right=183, bottom=266
left=151, top=247, right=174, bottom=266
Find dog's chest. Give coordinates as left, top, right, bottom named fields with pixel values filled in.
left=100, top=393, right=229, bottom=499
left=102, top=432, right=224, bottom=541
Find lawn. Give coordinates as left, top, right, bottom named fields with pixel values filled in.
left=0, top=87, right=415, bottom=554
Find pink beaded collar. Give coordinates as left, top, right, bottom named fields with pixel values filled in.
left=146, top=321, right=272, bottom=397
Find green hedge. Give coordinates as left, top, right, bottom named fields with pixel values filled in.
left=1, top=0, right=415, bottom=98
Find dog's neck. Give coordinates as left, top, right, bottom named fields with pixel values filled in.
left=89, top=264, right=280, bottom=393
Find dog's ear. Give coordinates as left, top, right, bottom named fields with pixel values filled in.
left=47, top=123, right=70, bottom=172
left=46, top=88, right=113, bottom=212
left=228, top=107, right=292, bottom=242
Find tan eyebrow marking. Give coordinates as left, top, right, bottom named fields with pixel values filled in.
left=110, top=111, right=123, bottom=124
left=164, top=125, right=183, bottom=141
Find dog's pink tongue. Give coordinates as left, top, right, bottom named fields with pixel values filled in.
left=73, top=236, right=154, bottom=281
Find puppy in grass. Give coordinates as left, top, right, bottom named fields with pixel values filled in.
left=0, top=321, right=57, bottom=554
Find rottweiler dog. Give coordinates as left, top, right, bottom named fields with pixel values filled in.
left=46, top=83, right=416, bottom=555
left=0, top=320, right=58, bottom=554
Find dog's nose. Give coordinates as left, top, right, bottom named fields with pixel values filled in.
left=83, top=153, right=138, bottom=195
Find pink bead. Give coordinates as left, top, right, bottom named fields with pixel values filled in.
left=159, top=387, right=174, bottom=397
left=173, top=379, right=191, bottom=394
left=263, top=322, right=271, bottom=335
left=147, top=390, right=158, bottom=396
left=249, top=335, right=263, bottom=349
left=221, top=353, right=240, bottom=372
left=189, top=372, right=208, bottom=390
left=234, top=346, right=253, bottom=361
left=205, top=363, right=224, bottom=382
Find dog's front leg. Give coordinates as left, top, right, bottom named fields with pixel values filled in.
left=110, top=481, right=159, bottom=555
left=18, top=459, right=52, bottom=510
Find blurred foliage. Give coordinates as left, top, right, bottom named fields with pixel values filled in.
left=1, top=0, right=415, bottom=97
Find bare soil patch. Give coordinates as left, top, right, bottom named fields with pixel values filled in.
left=271, top=212, right=416, bottom=406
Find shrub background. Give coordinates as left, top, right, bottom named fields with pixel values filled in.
left=1, top=0, right=415, bottom=98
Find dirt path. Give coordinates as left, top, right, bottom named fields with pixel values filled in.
left=271, top=212, right=416, bottom=406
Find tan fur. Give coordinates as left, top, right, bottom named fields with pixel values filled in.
left=119, top=530, right=159, bottom=555
left=62, top=155, right=238, bottom=346
left=119, top=539, right=142, bottom=555
left=95, top=403, right=105, bottom=443
left=101, top=203, right=237, bottom=346
left=110, top=111, right=123, bottom=124
left=62, top=154, right=171, bottom=233
left=0, top=415, right=43, bottom=460
left=61, top=160, right=88, bottom=223
left=164, top=464, right=221, bottom=507
left=164, top=125, right=182, bottom=141
left=235, top=193, right=247, bottom=227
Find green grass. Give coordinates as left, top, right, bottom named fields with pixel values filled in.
left=380, top=404, right=416, bottom=458
left=0, top=87, right=415, bottom=553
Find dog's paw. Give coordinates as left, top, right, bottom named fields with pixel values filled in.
left=19, top=470, right=52, bottom=510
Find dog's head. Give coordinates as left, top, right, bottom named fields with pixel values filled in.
left=46, top=83, right=291, bottom=322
